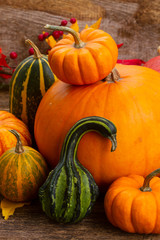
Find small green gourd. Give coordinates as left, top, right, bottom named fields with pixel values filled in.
left=39, top=116, right=117, bottom=223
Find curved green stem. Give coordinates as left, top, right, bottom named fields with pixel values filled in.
left=8, top=129, right=24, bottom=153
left=140, top=168, right=160, bottom=192
left=60, top=116, right=117, bottom=164
left=25, top=39, right=42, bottom=58
left=44, top=24, right=85, bottom=48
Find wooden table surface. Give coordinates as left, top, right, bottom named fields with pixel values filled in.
left=0, top=90, right=160, bottom=240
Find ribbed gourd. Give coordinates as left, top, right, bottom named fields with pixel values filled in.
left=9, top=39, right=55, bottom=137
left=0, top=129, right=48, bottom=202
left=39, top=116, right=117, bottom=223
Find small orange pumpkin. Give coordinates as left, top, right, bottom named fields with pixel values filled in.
left=45, top=24, right=118, bottom=85
left=104, top=168, right=160, bottom=234
left=0, top=111, right=32, bottom=156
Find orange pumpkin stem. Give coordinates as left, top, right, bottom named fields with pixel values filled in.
left=25, top=39, right=42, bottom=58
left=157, top=46, right=160, bottom=55
left=140, top=168, right=160, bottom=192
left=105, top=68, right=120, bottom=83
left=9, top=130, right=24, bottom=153
left=44, top=24, right=85, bottom=48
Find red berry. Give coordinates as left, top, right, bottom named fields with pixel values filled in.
left=52, top=31, right=60, bottom=39
left=59, top=31, right=64, bottom=36
left=38, top=34, right=44, bottom=41
left=70, top=18, right=76, bottom=24
left=43, top=32, right=49, bottom=38
left=29, top=47, right=34, bottom=55
left=61, top=20, right=68, bottom=26
left=10, top=52, right=18, bottom=59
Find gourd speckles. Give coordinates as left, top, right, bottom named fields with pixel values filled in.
left=39, top=116, right=117, bottom=223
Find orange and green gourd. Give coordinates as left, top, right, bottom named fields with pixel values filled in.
left=0, top=129, right=48, bottom=202
left=39, top=116, right=117, bottom=223
left=9, top=39, right=55, bottom=136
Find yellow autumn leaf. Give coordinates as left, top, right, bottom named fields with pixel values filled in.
left=89, top=17, right=102, bottom=29
left=0, top=198, right=30, bottom=220
left=85, top=24, right=89, bottom=29
left=70, top=21, right=79, bottom=32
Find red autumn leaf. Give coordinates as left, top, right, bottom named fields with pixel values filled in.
left=117, top=43, right=124, bottom=49
left=0, top=52, right=12, bottom=69
left=0, top=73, right=12, bottom=79
left=117, top=59, right=145, bottom=66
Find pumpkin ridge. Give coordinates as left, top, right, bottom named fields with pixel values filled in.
left=3, top=155, right=19, bottom=200
left=52, top=48, right=71, bottom=83
left=83, top=45, right=100, bottom=80
left=21, top=153, right=39, bottom=198
left=77, top=49, right=95, bottom=85
left=122, top=83, right=148, bottom=176
left=151, top=191, right=159, bottom=233
left=17, top=154, right=23, bottom=200
left=0, top=152, right=13, bottom=189
left=112, top=188, right=137, bottom=232
left=130, top=190, right=146, bottom=233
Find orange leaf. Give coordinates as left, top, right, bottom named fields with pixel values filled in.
left=89, top=17, right=102, bottom=29
left=45, top=35, right=57, bottom=48
left=0, top=198, right=30, bottom=220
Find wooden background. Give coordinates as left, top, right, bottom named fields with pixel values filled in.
left=0, top=1, right=160, bottom=239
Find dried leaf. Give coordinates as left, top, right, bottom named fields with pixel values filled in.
left=89, top=17, right=102, bottom=29
left=0, top=198, right=30, bottom=220
left=84, top=24, right=89, bottom=29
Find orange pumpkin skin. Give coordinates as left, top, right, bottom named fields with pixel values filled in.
left=104, top=174, right=160, bottom=234
left=34, top=64, right=160, bottom=189
left=0, top=111, right=32, bottom=156
left=48, top=27, right=118, bottom=85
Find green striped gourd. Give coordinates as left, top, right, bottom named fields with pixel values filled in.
left=39, top=116, right=117, bottom=223
left=9, top=39, right=55, bottom=137
left=0, top=130, right=48, bottom=202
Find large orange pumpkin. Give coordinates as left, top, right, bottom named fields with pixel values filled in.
left=46, top=25, right=118, bottom=85
left=0, top=111, right=32, bottom=156
left=34, top=64, right=160, bottom=189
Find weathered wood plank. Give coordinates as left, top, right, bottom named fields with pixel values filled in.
left=0, top=195, right=159, bottom=240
